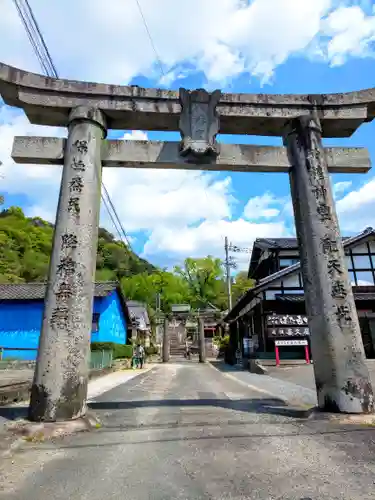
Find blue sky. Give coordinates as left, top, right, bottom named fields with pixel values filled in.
left=1, top=0, right=375, bottom=270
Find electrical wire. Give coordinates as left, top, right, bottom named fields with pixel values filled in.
left=134, top=0, right=166, bottom=77
left=12, top=0, right=134, bottom=253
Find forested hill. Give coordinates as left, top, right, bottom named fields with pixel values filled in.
left=0, top=206, right=155, bottom=283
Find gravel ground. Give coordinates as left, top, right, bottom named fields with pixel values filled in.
left=1, top=362, right=375, bottom=500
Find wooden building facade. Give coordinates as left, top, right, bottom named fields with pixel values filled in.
left=224, top=227, right=375, bottom=363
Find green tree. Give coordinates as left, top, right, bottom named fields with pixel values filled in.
left=174, top=256, right=227, bottom=309
left=0, top=206, right=156, bottom=284
left=231, top=271, right=255, bottom=304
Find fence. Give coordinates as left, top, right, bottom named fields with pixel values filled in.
left=0, top=347, right=38, bottom=362
left=0, top=347, right=113, bottom=370
left=89, top=350, right=113, bottom=370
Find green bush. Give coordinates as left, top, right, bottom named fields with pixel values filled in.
left=145, top=345, right=158, bottom=356
left=91, top=342, right=114, bottom=352
left=219, top=335, right=230, bottom=351
left=91, top=342, right=133, bottom=359
left=113, top=344, right=133, bottom=359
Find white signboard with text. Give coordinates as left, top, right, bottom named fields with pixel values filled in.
left=275, top=339, right=308, bottom=347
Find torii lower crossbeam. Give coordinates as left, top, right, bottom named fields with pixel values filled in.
left=12, top=137, right=371, bottom=174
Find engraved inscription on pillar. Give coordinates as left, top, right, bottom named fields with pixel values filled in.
left=283, top=114, right=373, bottom=413
left=50, top=138, right=89, bottom=335
left=178, top=88, right=221, bottom=161
left=304, top=125, right=355, bottom=334
left=29, top=105, right=106, bottom=422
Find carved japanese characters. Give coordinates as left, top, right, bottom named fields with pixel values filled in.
left=179, top=88, right=221, bottom=161
left=283, top=114, right=373, bottom=413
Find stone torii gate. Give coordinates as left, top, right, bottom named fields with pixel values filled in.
left=1, top=62, right=374, bottom=421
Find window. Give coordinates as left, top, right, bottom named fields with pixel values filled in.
left=282, top=274, right=300, bottom=287
left=280, top=258, right=299, bottom=269
left=356, top=271, right=374, bottom=286
left=265, top=290, right=278, bottom=300
left=352, top=255, right=371, bottom=269
left=92, top=313, right=100, bottom=333
left=351, top=244, right=369, bottom=254
left=348, top=271, right=356, bottom=286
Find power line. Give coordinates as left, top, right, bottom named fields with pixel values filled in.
left=134, top=0, right=166, bottom=77
left=12, top=0, right=133, bottom=253
left=102, top=183, right=132, bottom=249
left=13, top=0, right=58, bottom=77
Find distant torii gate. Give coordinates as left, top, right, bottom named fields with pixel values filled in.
left=1, top=62, right=374, bottom=420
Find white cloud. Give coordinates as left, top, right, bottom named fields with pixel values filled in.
left=143, top=218, right=290, bottom=269
left=0, top=107, right=292, bottom=266
left=333, top=180, right=352, bottom=198
left=243, top=192, right=283, bottom=220
left=1, top=1, right=375, bottom=267
left=122, top=130, right=148, bottom=141
left=336, top=177, right=375, bottom=232
left=0, top=106, right=65, bottom=222
left=322, top=5, right=375, bottom=66
left=0, top=1, right=374, bottom=86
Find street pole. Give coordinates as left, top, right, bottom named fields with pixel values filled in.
left=224, top=236, right=232, bottom=311
left=198, top=317, right=206, bottom=363
left=162, top=317, right=170, bottom=363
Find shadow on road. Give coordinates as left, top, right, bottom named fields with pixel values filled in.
left=87, top=397, right=311, bottom=419
left=0, top=405, right=28, bottom=422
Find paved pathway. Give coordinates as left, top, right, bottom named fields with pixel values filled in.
left=264, top=360, right=375, bottom=395
left=1, top=362, right=375, bottom=499
left=0, top=368, right=150, bottom=430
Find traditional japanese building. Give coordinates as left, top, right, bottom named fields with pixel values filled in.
left=126, top=300, right=152, bottom=346
left=224, top=227, right=375, bottom=363
left=0, top=282, right=131, bottom=360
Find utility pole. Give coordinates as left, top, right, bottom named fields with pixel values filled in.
left=224, top=236, right=232, bottom=311
left=198, top=317, right=206, bottom=363
left=162, top=317, right=170, bottom=363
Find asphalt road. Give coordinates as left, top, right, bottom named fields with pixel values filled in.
left=1, top=362, right=375, bottom=500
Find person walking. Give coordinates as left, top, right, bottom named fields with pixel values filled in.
left=185, top=339, right=190, bottom=360
left=135, top=343, right=145, bottom=369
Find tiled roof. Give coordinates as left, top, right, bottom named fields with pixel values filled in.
left=126, top=300, right=151, bottom=330
left=254, top=236, right=351, bottom=251
left=277, top=292, right=375, bottom=302
left=226, top=227, right=375, bottom=322
left=0, top=282, right=119, bottom=301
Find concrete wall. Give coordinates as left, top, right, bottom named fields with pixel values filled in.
left=0, top=291, right=127, bottom=360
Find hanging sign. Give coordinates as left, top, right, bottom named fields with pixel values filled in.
left=268, top=326, right=310, bottom=337
left=267, top=315, right=309, bottom=337
left=275, top=339, right=308, bottom=346
left=267, top=314, right=308, bottom=326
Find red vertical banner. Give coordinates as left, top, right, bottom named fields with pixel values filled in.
left=275, top=346, right=280, bottom=367
left=305, top=345, right=310, bottom=364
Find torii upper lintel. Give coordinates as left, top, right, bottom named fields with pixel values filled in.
left=0, top=62, right=374, bottom=137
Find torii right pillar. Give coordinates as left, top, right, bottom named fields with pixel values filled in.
left=283, top=115, right=374, bottom=413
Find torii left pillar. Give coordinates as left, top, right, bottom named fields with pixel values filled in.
left=29, top=106, right=107, bottom=422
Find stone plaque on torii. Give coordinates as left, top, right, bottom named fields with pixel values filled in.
left=1, top=62, right=375, bottom=420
